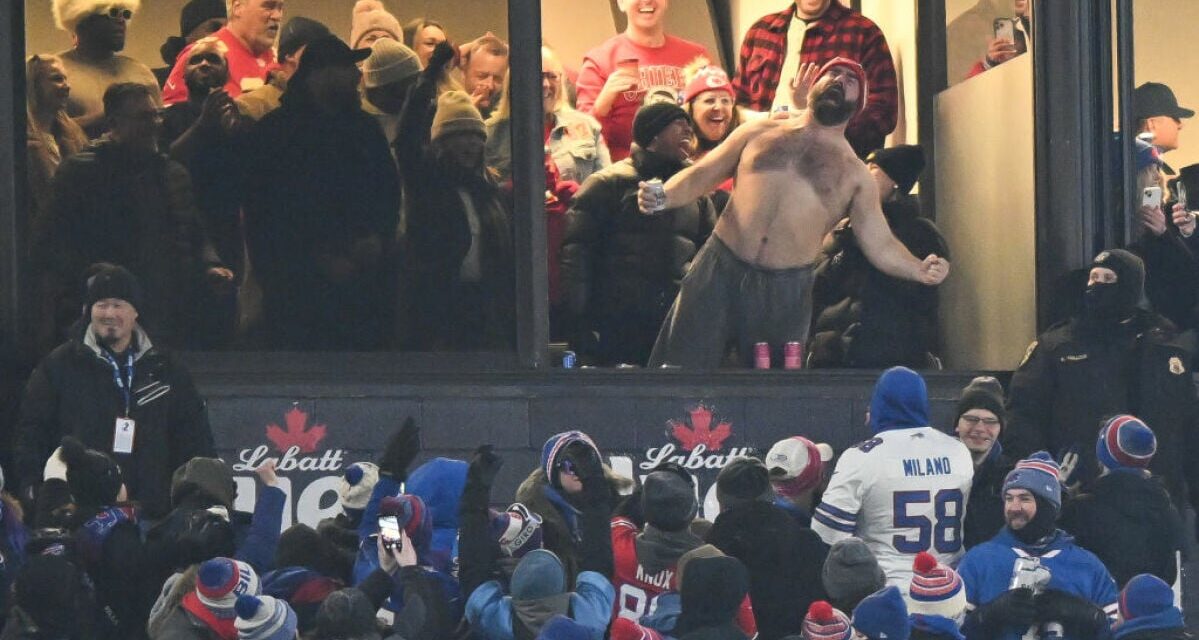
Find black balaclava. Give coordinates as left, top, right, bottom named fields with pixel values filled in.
left=1010, top=494, right=1059, bottom=546
left=1083, top=249, right=1145, bottom=324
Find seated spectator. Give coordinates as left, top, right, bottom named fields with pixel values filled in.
left=1059, top=415, right=1184, bottom=587
left=242, top=35, right=400, bottom=350
left=403, top=18, right=449, bottom=69
left=822, top=539, right=887, bottom=615
left=732, top=0, right=897, bottom=156
left=610, top=464, right=702, bottom=620
left=486, top=46, right=609, bottom=185
left=958, top=453, right=1117, bottom=639
left=52, top=0, right=161, bottom=137
left=852, top=586, right=911, bottom=640
left=233, top=594, right=299, bottom=640
left=952, top=376, right=1013, bottom=549
left=147, top=556, right=262, bottom=639
left=349, top=0, right=402, bottom=50
left=905, top=552, right=966, bottom=640
left=560, top=102, right=715, bottom=366
left=155, top=0, right=227, bottom=87
left=33, top=82, right=234, bottom=346
left=575, top=0, right=709, bottom=160
left=459, top=34, right=509, bottom=119
left=808, top=145, right=948, bottom=369
left=516, top=431, right=631, bottom=584
left=235, top=17, right=330, bottom=121
left=680, top=60, right=745, bottom=211
left=765, top=435, right=833, bottom=527
left=362, top=38, right=422, bottom=149
left=398, top=43, right=514, bottom=350
left=1113, top=574, right=1188, bottom=640
left=709, top=456, right=826, bottom=639
left=964, top=1, right=1029, bottom=79
left=57, top=436, right=150, bottom=639
left=164, top=0, right=282, bottom=105
left=2, top=554, right=90, bottom=640
left=15, top=265, right=216, bottom=519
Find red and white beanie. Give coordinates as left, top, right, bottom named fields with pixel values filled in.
left=906, top=552, right=967, bottom=622
left=682, top=65, right=734, bottom=105
left=802, top=600, right=853, bottom=640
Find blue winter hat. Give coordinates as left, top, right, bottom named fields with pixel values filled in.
left=853, top=586, right=911, bottom=640
left=869, top=367, right=929, bottom=433
left=1003, top=452, right=1062, bottom=508
left=1118, top=574, right=1176, bottom=622
left=540, top=431, right=601, bottom=481
left=511, top=549, right=566, bottom=601
left=1096, top=415, right=1157, bottom=472
left=537, top=614, right=590, bottom=640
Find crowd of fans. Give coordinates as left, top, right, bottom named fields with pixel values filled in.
left=0, top=347, right=1195, bottom=639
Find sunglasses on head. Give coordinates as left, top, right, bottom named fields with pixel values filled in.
left=104, top=7, right=133, bottom=20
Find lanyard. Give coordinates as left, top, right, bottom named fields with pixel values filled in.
left=102, top=349, right=135, bottom=417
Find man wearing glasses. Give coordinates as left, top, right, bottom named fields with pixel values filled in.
left=52, top=0, right=161, bottom=137
left=953, top=376, right=1013, bottom=550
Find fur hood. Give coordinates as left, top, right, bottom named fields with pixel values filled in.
left=54, top=0, right=141, bottom=32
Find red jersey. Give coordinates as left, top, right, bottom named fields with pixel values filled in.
left=576, top=34, right=709, bottom=161
left=610, top=517, right=758, bottom=636
left=163, top=26, right=275, bottom=105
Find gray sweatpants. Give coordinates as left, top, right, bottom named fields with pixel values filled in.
left=648, top=235, right=816, bottom=369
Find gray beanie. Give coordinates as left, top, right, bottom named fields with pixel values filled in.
left=822, top=538, right=886, bottom=610
left=642, top=466, right=698, bottom=532
left=715, top=457, right=774, bottom=509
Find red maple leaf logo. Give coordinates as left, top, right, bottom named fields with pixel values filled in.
left=669, top=404, right=733, bottom=452
left=265, top=406, right=327, bottom=454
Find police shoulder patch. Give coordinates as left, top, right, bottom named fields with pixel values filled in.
left=1169, top=356, right=1185, bottom=375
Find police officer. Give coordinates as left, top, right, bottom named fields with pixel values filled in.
left=15, top=265, right=215, bottom=518
left=1005, top=249, right=1199, bottom=517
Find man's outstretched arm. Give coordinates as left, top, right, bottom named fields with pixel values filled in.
left=850, top=176, right=949, bottom=285
left=637, top=118, right=767, bottom=214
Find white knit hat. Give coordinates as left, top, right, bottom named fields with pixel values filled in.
left=349, top=0, right=401, bottom=49
left=53, top=0, right=140, bottom=32
left=338, top=462, right=379, bottom=512
left=363, top=38, right=421, bottom=89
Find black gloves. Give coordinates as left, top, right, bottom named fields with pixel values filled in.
left=973, top=587, right=1037, bottom=631
left=563, top=443, right=607, bottom=506
left=1035, top=589, right=1109, bottom=635
left=379, top=418, right=421, bottom=480
left=467, top=445, right=503, bottom=488
left=423, top=41, right=456, bottom=82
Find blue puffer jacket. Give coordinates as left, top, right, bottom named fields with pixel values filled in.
left=466, top=571, right=615, bottom=640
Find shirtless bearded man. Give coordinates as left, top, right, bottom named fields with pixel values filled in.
left=640, top=57, right=949, bottom=368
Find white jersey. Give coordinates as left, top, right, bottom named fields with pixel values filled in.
left=812, top=426, right=974, bottom=587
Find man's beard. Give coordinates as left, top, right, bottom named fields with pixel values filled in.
left=811, top=84, right=856, bottom=126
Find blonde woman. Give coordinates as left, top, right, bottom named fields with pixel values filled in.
left=26, top=54, right=89, bottom=225
left=485, top=46, right=610, bottom=185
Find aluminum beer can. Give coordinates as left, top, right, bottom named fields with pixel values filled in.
left=784, top=341, right=803, bottom=370
left=645, top=178, right=668, bottom=212
left=754, top=342, right=771, bottom=369
left=562, top=351, right=577, bottom=369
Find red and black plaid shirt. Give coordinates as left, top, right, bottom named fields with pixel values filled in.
left=732, top=0, right=899, bottom=156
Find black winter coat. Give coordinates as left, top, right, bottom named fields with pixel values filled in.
left=242, top=87, right=401, bottom=350
left=1005, top=310, right=1199, bottom=511
left=962, top=445, right=1014, bottom=550
left=808, top=197, right=948, bottom=368
left=559, top=146, right=716, bottom=365
left=34, top=139, right=222, bottom=346
left=706, top=501, right=828, bottom=640
left=1059, top=470, right=1184, bottom=587
left=14, top=329, right=214, bottom=518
